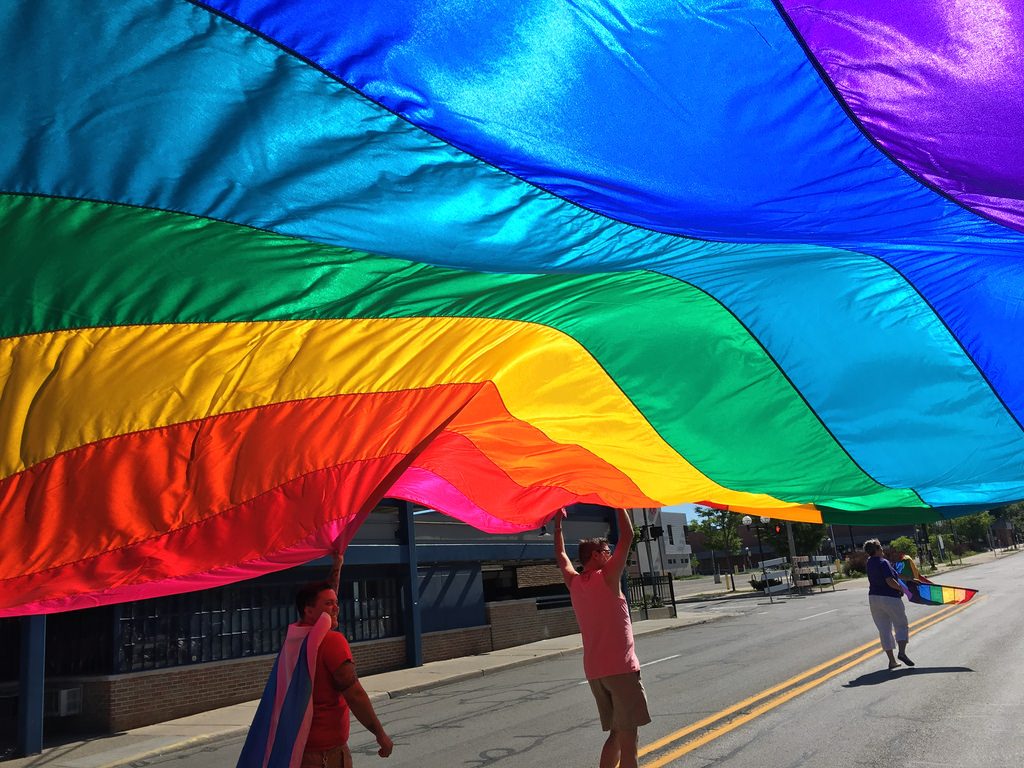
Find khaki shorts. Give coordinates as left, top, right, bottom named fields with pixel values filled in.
left=300, top=743, right=352, bottom=768
left=588, top=672, right=651, bottom=732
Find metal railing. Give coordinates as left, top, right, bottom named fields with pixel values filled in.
left=626, top=574, right=676, bottom=614
left=115, top=576, right=404, bottom=673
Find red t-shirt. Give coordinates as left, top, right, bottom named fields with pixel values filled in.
left=305, top=630, right=353, bottom=751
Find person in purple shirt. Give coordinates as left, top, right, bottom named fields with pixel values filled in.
left=864, top=538, right=915, bottom=670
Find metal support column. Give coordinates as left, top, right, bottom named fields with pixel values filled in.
left=754, top=523, right=772, bottom=604
left=17, top=615, right=46, bottom=756
left=397, top=500, right=423, bottom=667
left=641, top=508, right=655, bottom=620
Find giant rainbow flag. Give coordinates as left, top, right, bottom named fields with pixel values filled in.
left=2, top=1, right=1023, bottom=615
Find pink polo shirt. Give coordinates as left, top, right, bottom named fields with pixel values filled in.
left=569, top=569, right=640, bottom=680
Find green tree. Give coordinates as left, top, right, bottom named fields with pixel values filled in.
left=949, top=512, right=994, bottom=551
left=991, top=502, right=1024, bottom=542
left=889, top=535, right=917, bottom=558
left=691, top=506, right=742, bottom=562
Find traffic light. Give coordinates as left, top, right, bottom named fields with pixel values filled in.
left=650, top=526, right=664, bottom=540
left=774, top=524, right=782, bottom=534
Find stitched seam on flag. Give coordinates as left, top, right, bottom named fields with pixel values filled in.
left=0, top=193, right=942, bottom=507
left=649, top=267, right=926, bottom=506
left=8, top=5, right=1019, bottom=451
left=2, top=307, right=724, bottom=499
left=178, top=0, right=1024, bottom=442
left=1, top=191, right=885, bottom=494
left=181, top=0, right=698, bottom=244
left=769, top=0, right=1019, bottom=234
left=768, top=5, right=1024, bottom=439
left=0, top=381, right=497, bottom=582
left=0, top=450, right=409, bottom=583
left=1, top=382, right=615, bottom=583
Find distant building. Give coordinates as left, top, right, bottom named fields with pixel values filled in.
left=657, top=506, right=694, bottom=577
left=625, top=506, right=693, bottom=578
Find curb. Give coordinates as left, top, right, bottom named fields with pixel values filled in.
left=94, top=730, right=249, bottom=768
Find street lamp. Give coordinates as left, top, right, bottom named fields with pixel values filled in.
left=742, top=516, right=772, bottom=599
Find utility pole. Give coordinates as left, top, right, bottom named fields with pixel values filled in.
left=642, top=508, right=657, bottom=611
left=785, top=522, right=797, bottom=563
left=921, top=522, right=936, bottom=569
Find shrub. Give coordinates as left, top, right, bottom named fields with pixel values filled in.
left=889, top=536, right=918, bottom=558
left=749, top=576, right=783, bottom=590
left=844, top=549, right=868, bottom=575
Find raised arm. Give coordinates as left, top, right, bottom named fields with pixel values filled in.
left=604, top=508, right=634, bottom=582
left=327, top=550, right=343, bottom=595
left=553, top=508, right=578, bottom=587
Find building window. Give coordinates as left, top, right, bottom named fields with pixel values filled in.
left=667, top=525, right=675, bottom=545
left=114, top=571, right=404, bottom=673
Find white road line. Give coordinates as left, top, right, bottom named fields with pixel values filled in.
left=798, top=609, right=838, bottom=621
left=641, top=654, right=681, bottom=668
left=577, top=654, right=682, bottom=684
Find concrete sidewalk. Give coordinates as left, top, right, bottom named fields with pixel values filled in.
left=4, top=611, right=733, bottom=768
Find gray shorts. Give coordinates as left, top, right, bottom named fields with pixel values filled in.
left=588, top=671, right=652, bottom=732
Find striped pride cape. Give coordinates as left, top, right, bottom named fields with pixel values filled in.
left=2, top=1, right=1023, bottom=615
left=236, top=613, right=332, bottom=768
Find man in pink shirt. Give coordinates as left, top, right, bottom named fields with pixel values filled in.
left=554, top=507, right=651, bottom=768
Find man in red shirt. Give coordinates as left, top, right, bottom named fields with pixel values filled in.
left=554, top=508, right=650, bottom=768
left=296, top=553, right=394, bottom=767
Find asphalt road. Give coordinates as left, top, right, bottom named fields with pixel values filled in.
left=144, top=553, right=1022, bottom=768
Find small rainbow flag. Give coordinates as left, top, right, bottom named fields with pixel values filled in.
left=894, top=556, right=977, bottom=606
left=906, top=581, right=978, bottom=606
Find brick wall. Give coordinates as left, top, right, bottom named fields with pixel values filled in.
left=422, top=626, right=492, bottom=663
left=486, top=599, right=579, bottom=650
left=515, top=563, right=563, bottom=588
left=57, top=636, right=410, bottom=733
left=351, top=636, right=406, bottom=676
left=62, top=655, right=278, bottom=732
left=49, top=600, right=579, bottom=733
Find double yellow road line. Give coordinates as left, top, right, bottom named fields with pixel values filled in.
left=639, top=598, right=979, bottom=767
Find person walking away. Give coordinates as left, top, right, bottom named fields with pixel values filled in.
left=554, top=507, right=651, bottom=768
left=864, top=538, right=914, bottom=670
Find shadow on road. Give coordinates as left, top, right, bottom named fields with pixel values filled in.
left=843, top=666, right=973, bottom=687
